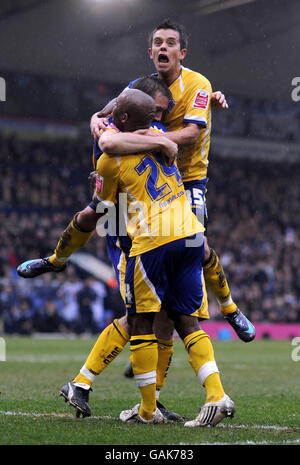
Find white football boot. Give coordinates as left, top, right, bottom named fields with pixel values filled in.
left=184, top=394, right=235, bottom=427
left=120, top=404, right=167, bottom=424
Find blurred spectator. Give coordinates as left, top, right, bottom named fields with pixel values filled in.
left=34, top=300, right=68, bottom=333
left=89, top=279, right=108, bottom=331
left=57, top=266, right=83, bottom=331
left=3, top=305, right=22, bottom=334
left=105, top=282, right=126, bottom=321
left=3, top=298, right=35, bottom=335
left=75, top=277, right=98, bottom=334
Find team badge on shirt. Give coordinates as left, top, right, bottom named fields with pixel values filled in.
left=192, top=90, right=209, bottom=110
left=95, top=174, right=104, bottom=193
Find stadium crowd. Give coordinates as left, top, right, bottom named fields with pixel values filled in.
left=2, top=71, right=300, bottom=143
left=0, top=131, right=299, bottom=334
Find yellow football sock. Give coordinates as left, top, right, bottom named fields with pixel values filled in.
left=139, top=384, right=157, bottom=421
left=203, top=248, right=237, bottom=315
left=73, top=319, right=130, bottom=387
left=204, top=372, right=225, bottom=403
left=49, top=213, right=94, bottom=267
left=130, top=334, right=158, bottom=421
left=183, top=330, right=224, bottom=403
left=156, top=338, right=174, bottom=392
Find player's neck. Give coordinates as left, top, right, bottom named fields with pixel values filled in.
left=158, top=64, right=182, bottom=87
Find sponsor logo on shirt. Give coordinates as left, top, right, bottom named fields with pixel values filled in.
left=96, top=174, right=104, bottom=193
left=192, top=89, right=209, bottom=110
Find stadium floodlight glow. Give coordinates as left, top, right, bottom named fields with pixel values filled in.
left=85, top=0, right=136, bottom=3
left=194, top=0, right=257, bottom=15
left=84, top=0, right=138, bottom=9
left=85, top=0, right=111, bottom=3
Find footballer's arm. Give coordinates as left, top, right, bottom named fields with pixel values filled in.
left=99, top=130, right=178, bottom=165
left=90, top=87, right=131, bottom=138
left=90, top=92, right=227, bottom=140
left=90, top=98, right=117, bottom=139
left=163, top=123, right=202, bottom=147
left=97, top=98, right=117, bottom=118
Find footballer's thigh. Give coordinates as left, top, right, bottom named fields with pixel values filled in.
left=124, top=249, right=167, bottom=317
left=165, top=234, right=205, bottom=319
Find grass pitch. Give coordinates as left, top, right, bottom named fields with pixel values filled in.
left=0, top=336, right=299, bottom=446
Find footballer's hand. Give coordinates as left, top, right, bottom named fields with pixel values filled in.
left=161, top=138, right=178, bottom=166
left=90, top=113, right=109, bottom=140
left=88, top=171, right=97, bottom=194
left=135, top=130, right=178, bottom=164
left=211, top=91, right=229, bottom=109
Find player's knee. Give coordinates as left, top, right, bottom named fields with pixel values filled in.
left=204, top=236, right=211, bottom=262
left=154, top=311, right=174, bottom=339
left=127, top=313, right=155, bottom=336
left=77, top=206, right=99, bottom=231
left=118, top=315, right=129, bottom=334
left=172, top=313, right=201, bottom=340
left=155, top=327, right=174, bottom=340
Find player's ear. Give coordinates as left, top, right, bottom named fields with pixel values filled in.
left=120, top=113, right=129, bottom=123
left=179, top=48, right=187, bottom=61
left=148, top=47, right=153, bottom=59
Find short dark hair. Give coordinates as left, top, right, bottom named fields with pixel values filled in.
left=131, top=75, right=172, bottom=102
left=148, top=18, right=188, bottom=50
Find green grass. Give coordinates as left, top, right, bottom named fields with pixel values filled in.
left=0, top=336, right=299, bottom=446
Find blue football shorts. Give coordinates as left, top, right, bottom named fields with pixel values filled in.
left=125, top=234, right=205, bottom=316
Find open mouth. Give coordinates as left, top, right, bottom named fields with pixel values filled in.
left=158, top=53, right=169, bottom=63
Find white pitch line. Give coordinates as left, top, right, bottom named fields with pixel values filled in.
left=181, top=440, right=300, bottom=445
left=0, top=410, right=299, bottom=433
left=218, top=423, right=299, bottom=431
left=0, top=410, right=112, bottom=420
left=1, top=411, right=300, bottom=445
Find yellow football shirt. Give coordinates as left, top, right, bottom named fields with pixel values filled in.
left=95, top=150, right=204, bottom=257
left=164, top=66, right=212, bottom=182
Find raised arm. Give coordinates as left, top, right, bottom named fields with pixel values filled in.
left=211, top=91, right=229, bottom=109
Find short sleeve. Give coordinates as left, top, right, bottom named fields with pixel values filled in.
left=95, top=153, right=120, bottom=204
left=183, top=76, right=212, bottom=128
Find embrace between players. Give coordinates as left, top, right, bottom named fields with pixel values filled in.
left=18, top=19, right=255, bottom=426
